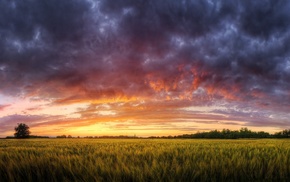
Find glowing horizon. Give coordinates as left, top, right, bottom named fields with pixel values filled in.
left=1, top=0, right=290, bottom=137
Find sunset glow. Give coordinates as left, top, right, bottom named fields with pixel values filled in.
left=1, top=1, right=290, bottom=137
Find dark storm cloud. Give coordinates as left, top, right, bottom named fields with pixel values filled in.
left=0, top=0, right=90, bottom=41
left=0, top=0, right=92, bottom=96
left=0, top=0, right=290, bottom=127
left=240, top=0, right=290, bottom=38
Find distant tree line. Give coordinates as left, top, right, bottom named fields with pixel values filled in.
left=149, top=128, right=290, bottom=139
left=6, top=123, right=290, bottom=139
left=56, top=135, right=73, bottom=138
left=6, top=135, right=49, bottom=139
left=72, top=135, right=139, bottom=139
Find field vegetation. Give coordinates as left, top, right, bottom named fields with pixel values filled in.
left=0, top=139, right=290, bottom=181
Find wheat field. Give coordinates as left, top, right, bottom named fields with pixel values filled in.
left=0, top=139, right=290, bottom=181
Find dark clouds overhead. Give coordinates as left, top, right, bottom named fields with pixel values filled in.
left=0, top=0, right=290, bottom=123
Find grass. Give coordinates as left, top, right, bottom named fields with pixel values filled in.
left=0, top=139, right=290, bottom=181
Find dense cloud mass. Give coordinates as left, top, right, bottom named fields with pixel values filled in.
left=0, top=0, right=290, bottom=135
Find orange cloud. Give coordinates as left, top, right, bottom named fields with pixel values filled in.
left=0, top=104, right=10, bottom=111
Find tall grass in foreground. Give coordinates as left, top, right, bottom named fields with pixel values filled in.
left=0, top=139, right=290, bottom=181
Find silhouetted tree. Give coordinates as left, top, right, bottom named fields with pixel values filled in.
left=56, top=135, right=67, bottom=138
left=239, top=127, right=251, bottom=138
left=274, top=129, right=290, bottom=138
left=282, top=129, right=290, bottom=138
left=14, top=123, right=31, bottom=138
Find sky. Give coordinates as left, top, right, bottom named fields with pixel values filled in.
left=0, top=0, right=290, bottom=137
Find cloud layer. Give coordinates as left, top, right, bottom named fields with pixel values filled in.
left=0, top=0, right=290, bottom=136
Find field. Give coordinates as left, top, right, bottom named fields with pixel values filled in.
left=0, top=139, right=290, bottom=181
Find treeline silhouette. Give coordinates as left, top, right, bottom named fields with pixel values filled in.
left=56, top=135, right=139, bottom=139
left=6, top=123, right=290, bottom=139
left=149, top=128, right=290, bottom=139
left=56, top=128, right=290, bottom=139
left=56, top=135, right=73, bottom=138
left=6, top=135, right=49, bottom=139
